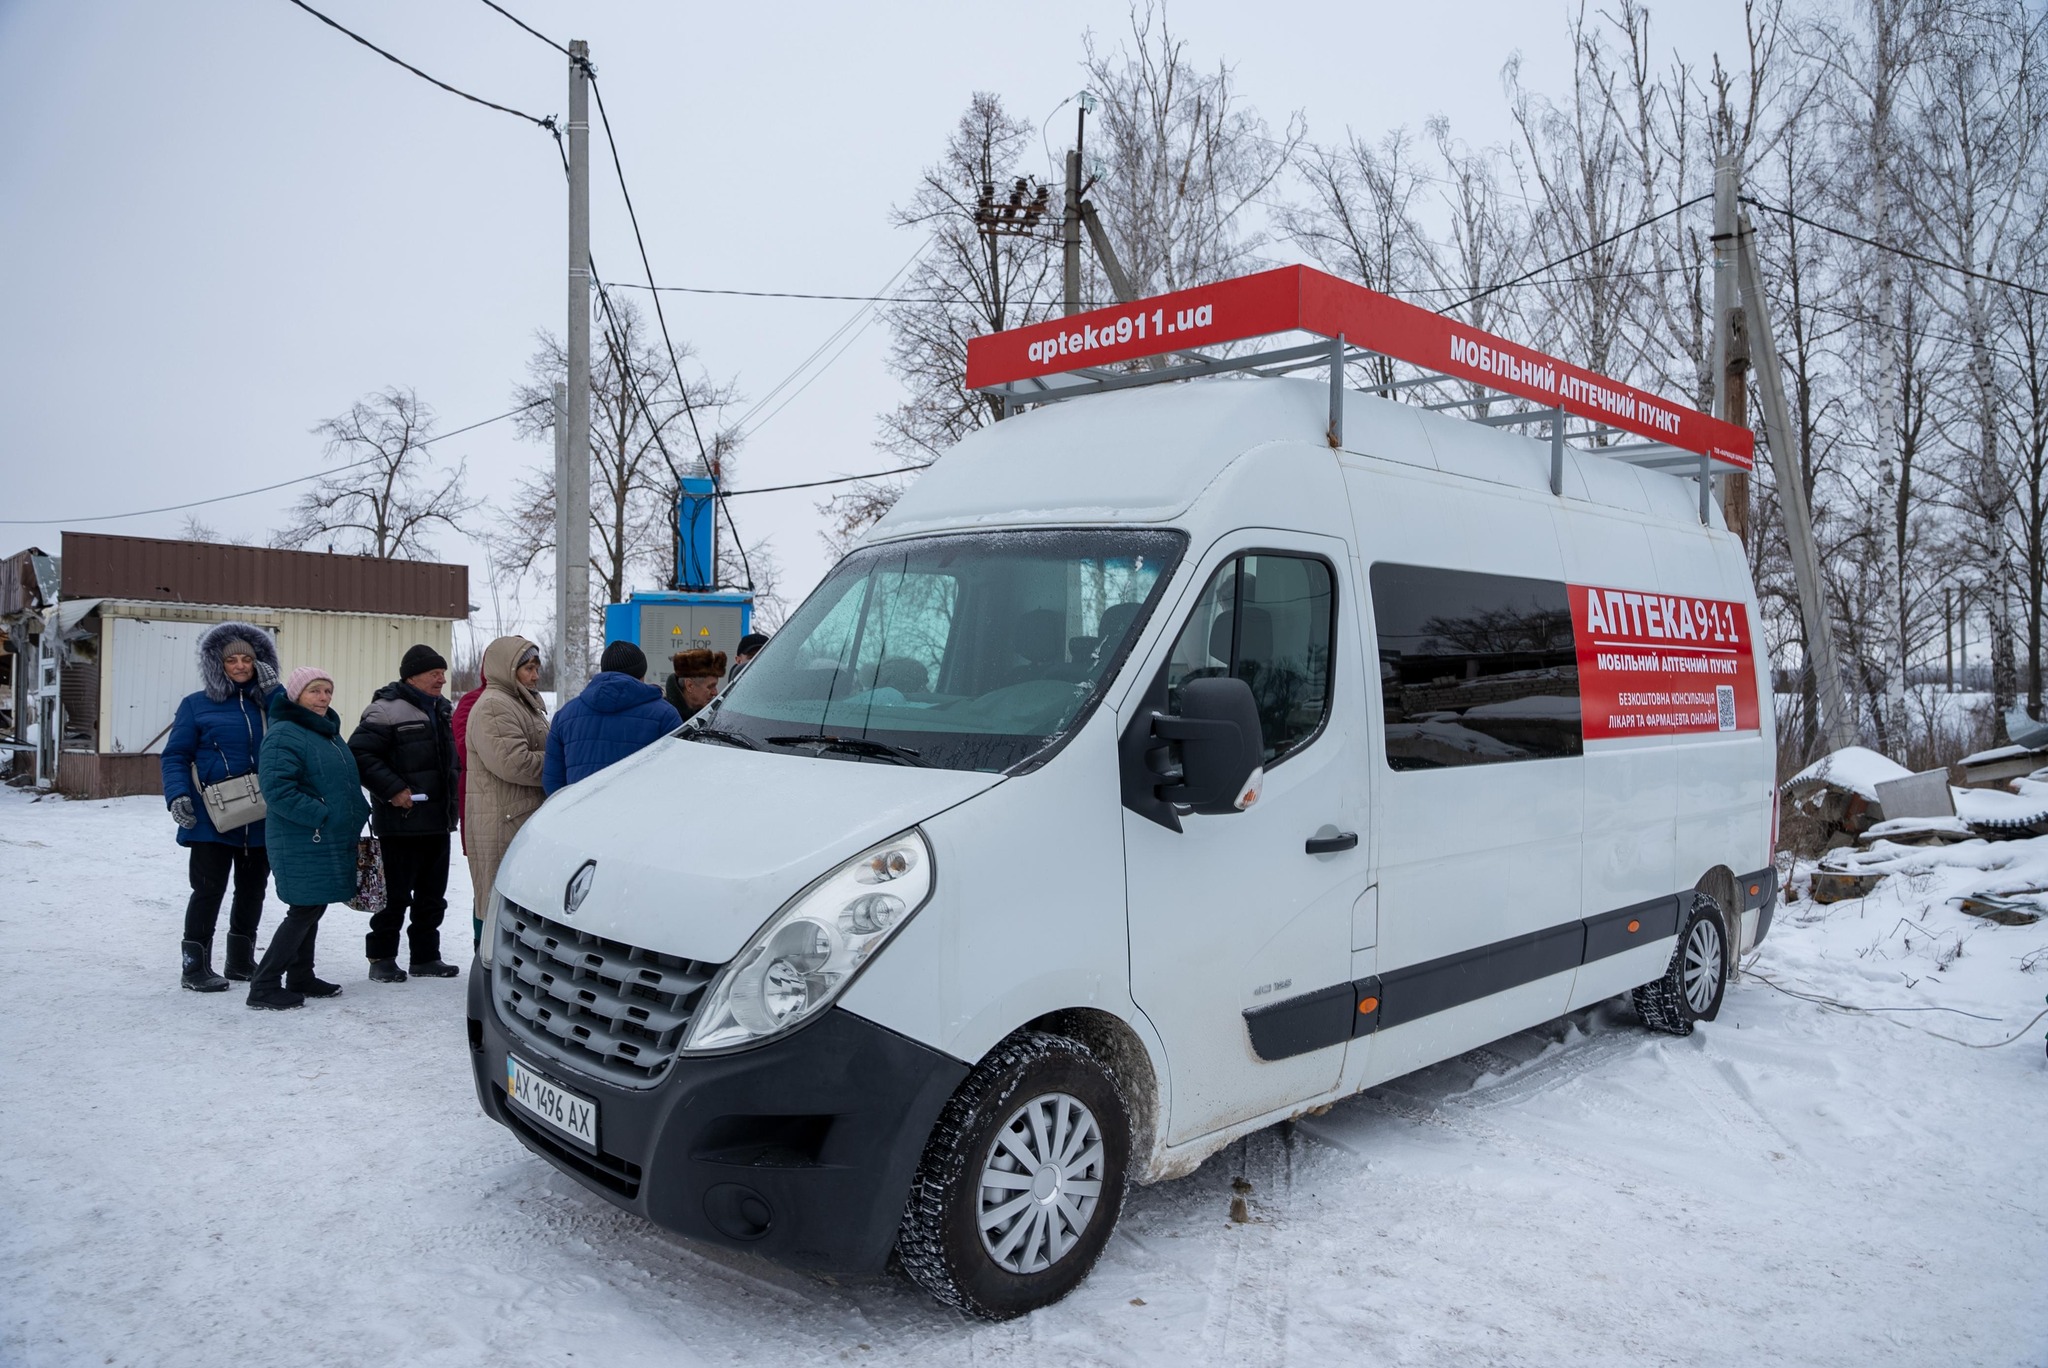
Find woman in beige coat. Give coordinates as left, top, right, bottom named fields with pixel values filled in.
left=465, top=635, right=549, bottom=942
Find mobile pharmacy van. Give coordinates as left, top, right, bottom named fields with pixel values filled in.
left=468, top=266, right=1779, bottom=1319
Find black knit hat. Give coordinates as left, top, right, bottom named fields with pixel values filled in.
left=599, top=640, right=648, bottom=680
left=400, top=643, right=448, bottom=679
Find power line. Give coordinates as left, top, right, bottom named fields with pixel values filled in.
left=1436, top=193, right=1712, bottom=315
left=723, top=465, right=931, bottom=497
left=731, top=243, right=929, bottom=439
left=582, top=71, right=755, bottom=593
left=280, top=0, right=557, bottom=133
left=1743, top=196, right=2048, bottom=302
left=474, top=0, right=570, bottom=57
left=0, top=400, right=541, bottom=527
left=600, top=260, right=1692, bottom=306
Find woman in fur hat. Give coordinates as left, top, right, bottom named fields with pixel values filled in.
left=159, top=622, right=282, bottom=992
left=465, top=636, right=550, bottom=936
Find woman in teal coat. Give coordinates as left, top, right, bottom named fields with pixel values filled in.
left=249, top=666, right=372, bottom=1010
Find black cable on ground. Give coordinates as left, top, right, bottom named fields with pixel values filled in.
left=1745, top=970, right=2048, bottom=1048
left=280, top=0, right=558, bottom=132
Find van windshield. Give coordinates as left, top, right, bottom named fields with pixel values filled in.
left=696, top=528, right=1185, bottom=773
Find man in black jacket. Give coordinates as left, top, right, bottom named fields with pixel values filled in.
left=348, top=644, right=461, bottom=982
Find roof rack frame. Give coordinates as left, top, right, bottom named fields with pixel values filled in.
left=966, top=265, right=1753, bottom=523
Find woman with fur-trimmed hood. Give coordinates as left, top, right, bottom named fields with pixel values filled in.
left=464, top=636, right=550, bottom=936
left=160, top=621, right=283, bottom=992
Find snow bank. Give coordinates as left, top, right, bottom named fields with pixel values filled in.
left=3, top=789, right=2045, bottom=1366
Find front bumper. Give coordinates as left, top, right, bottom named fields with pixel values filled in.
left=467, top=964, right=968, bottom=1275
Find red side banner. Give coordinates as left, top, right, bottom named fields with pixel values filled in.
left=963, top=265, right=1755, bottom=470
left=1567, top=584, right=1760, bottom=740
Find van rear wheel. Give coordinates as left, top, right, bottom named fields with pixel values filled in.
left=896, top=1032, right=1129, bottom=1320
left=1633, top=893, right=1728, bottom=1036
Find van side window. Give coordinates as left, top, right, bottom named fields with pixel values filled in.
left=1165, top=554, right=1334, bottom=763
left=1369, top=563, right=1582, bottom=770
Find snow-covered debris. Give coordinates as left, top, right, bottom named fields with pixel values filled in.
left=1783, top=745, right=1913, bottom=803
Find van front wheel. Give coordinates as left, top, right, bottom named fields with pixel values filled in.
left=1633, top=893, right=1729, bottom=1036
left=896, top=1032, right=1129, bottom=1319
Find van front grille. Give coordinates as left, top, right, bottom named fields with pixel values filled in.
left=493, top=900, right=719, bottom=1087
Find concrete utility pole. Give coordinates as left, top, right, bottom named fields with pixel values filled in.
left=1709, top=155, right=1751, bottom=547
left=551, top=381, right=569, bottom=681
left=561, top=40, right=592, bottom=694
left=1737, top=211, right=1859, bottom=753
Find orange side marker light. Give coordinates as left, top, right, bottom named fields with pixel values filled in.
left=1626, top=919, right=1641, bottom=933
left=1358, top=996, right=1379, bottom=1014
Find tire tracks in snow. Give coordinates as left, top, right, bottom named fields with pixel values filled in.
left=1196, top=1128, right=1296, bottom=1367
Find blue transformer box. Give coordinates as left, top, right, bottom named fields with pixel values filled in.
left=604, top=590, right=753, bottom=675
left=602, top=476, right=753, bottom=672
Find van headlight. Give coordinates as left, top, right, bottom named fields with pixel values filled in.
left=682, top=829, right=934, bottom=1053
left=479, top=890, right=504, bottom=967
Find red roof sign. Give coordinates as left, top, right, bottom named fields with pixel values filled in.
left=964, top=265, right=1755, bottom=471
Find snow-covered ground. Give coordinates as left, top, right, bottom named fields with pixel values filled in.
left=3, top=789, right=2046, bottom=1367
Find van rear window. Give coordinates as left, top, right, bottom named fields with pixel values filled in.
left=1369, top=564, right=1583, bottom=770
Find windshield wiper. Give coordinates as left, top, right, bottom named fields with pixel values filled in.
left=766, top=733, right=927, bottom=766
left=684, top=725, right=761, bottom=751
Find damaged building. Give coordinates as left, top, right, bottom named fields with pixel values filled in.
left=1, top=532, right=469, bottom=798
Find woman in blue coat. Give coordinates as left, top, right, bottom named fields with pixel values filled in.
left=160, top=622, right=282, bottom=991
left=248, top=667, right=372, bottom=1011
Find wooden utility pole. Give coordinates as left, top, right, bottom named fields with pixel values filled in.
left=1710, top=156, right=1751, bottom=547
left=1737, top=210, right=1859, bottom=753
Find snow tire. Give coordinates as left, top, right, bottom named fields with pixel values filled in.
left=1633, top=891, right=1728, bottom=1037
left=895, top=1031, right=1129, bottom=1320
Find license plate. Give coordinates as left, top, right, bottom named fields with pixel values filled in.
left=505, top=1055, right=598, bottom=1152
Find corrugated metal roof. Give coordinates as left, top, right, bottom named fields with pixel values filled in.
left=58, top=533, right=469, bottom=619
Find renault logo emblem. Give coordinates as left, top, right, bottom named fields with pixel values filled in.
left=564, top=860, right=597, bottom=916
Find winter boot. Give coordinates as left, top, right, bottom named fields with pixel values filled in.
left=247, top=984, right=306, bottom=1010
left=223, top=932, right=258, bottom=982
left=181, top=940, right=229, bottom=993
left=368, top=958, right=409, bottom=983
left=409, top=959, right=461, bottom=978
left=283, top=919, right=340, bottom=998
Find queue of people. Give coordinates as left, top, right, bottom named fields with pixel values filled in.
left=163, top=621, right=766, bottom=1007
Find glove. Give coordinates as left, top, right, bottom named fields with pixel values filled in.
left=254, top=659, right=280, bottom=690
left=169, top=796, right=199, bottom=830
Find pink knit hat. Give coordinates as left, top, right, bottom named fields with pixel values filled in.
left=284, top=666, right=334, bottom=703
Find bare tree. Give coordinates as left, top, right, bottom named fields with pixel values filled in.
left=1082, top=3, right=1304, bottom=296
left=1279, top=128, right=1428, bottom=393
left=272, top=387, right=476, bottom=559
left=491, top=299, right=753, bottom=640
left=827, top=92, right=1062, bottom=555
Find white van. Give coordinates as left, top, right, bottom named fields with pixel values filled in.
left=466, top=273, right=1778, bottom=1320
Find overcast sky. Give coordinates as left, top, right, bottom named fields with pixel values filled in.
left=0, top=0, right=1756, bottom=647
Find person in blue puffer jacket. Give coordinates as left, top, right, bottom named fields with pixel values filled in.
left=160, top=622, right=284, bottom=993
left=543, top=640, right=682, bottom=795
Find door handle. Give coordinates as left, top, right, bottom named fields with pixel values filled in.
left=1305, top=831, right=1359, bottom=855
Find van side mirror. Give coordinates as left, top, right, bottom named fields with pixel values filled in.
left=1151, top=676, right=1265, bottom=815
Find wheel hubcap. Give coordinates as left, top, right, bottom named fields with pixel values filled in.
left=1683, top=917, right=1723, bottom=1013
left=977, top=1091, right=1106, bottom=1275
